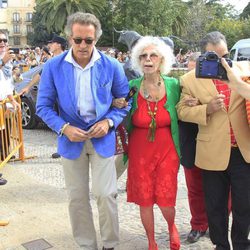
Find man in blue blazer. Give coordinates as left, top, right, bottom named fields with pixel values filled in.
left=36, top=12, right=130, bottom=250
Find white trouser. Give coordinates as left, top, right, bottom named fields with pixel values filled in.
left=62, top=140, right=119, bottom=250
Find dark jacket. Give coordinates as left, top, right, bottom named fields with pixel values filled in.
left=179, top=120, right=198, bottom=168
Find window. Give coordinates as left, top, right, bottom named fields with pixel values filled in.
left=13, top=24, right=20, bottom=34
left=237, top=48, right=250, bottom=61
left=13, top=12, right=20, bottom=22
left=13, top=36, right=20, bottom=46
left=26, top=13, right=32, bottom=22
left=26, top=25, right=33, bottom=33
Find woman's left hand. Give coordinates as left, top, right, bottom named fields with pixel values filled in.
left=112, top=97, right=128, bottom=108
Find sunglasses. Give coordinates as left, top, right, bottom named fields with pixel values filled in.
left=73, top=37, right=94, bottom=45
left=139, top=53, right=159, bottom=60
left=0, top=38, right=8, bottom=43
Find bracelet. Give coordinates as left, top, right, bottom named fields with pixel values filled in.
left=59, top=122, right=70, bottom=137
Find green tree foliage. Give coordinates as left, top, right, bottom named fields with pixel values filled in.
left=111, top=0, right=187, bottom=36
left=29, top=0, right=249, bottom=50
left=205, top=0, right=237, bottom=19
left=180, top=0, right=240, bottom=50
left=240, top=2, right=250, bottom=19
left=97, top=1, right=117, bottom=47
left=181, top=0, right=211, bottom=48
left=36, top=0, right=106, bottom=33
left=206, top=19, right=246, bottom=48
left=27, top=10, right=53, bottom=47
left=241, top=18, right=250, bottom=38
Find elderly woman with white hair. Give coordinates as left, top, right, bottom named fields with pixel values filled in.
left=125, top=36, right=181, bottom=250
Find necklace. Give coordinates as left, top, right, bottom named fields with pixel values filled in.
left=141, top=75, right=162, bottom=141
left=146, top=98, right=159, bottom=142
left=142, top=75, right=162, bottom=101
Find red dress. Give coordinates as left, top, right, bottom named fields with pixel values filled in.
left=127, top=93, right=179, bottom=207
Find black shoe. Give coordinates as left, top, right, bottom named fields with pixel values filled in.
left=51, top=153, right=61, bottom=159
left=187, top=229, right=206, bottom=243
left=0, top=177, right=7, bottom=185
left=102, top=247, right=114, bottom=250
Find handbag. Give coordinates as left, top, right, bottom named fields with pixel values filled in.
left=242, top=77, right=250, bottom=127
left=115, top=124, right=128, bottom=155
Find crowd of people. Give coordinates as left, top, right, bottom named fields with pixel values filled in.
left=2, top=39, right=194, bottom=75
left=0, top=11, right=250, bottom=250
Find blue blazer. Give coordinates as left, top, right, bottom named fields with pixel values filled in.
left=36, top=50, right=130, bottom=159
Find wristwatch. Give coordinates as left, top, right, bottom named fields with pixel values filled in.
left=107, top=119, right=114, bottom=129
left=0, top=59, right=4, bottom=66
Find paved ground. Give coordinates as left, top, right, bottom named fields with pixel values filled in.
left=0, top=127, right=215, bottom=250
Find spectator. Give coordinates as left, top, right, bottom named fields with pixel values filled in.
left=0, top=30, right=20, bottom=184
left=19, top=34, right=66, bottom=96
left=34, top=46, right=41, bottom=63
left=40, top=46, right=51, bottom=63
left=177, top=31, right=250, bottom=250
left=49, top=34, right=67, bottom=56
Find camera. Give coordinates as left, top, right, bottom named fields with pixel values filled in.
left=195, top=51, right=232, bottom=80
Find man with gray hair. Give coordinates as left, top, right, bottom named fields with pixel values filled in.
left=36, top=12, right=130, bottom=250
left=177, top=31, right=250, bottom=250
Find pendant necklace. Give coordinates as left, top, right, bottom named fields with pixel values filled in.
left=146, top=97, right=159, bottom=142
left=142, top=75, right=162, bottom=141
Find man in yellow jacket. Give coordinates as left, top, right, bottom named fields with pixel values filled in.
left=177, top=31, right=250, bottom=250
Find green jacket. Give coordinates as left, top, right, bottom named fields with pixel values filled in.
left=127, top=75, right=181, bottom=158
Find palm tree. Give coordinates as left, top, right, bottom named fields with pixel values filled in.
left=36, top=0, right=106, bottom=33
left=171, top=0, right=188, bottom=36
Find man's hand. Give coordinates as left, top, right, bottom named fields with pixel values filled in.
left=2, top=48, right=15, bottom=65
left=7, top=95, right=21, bottom=111
left=183, top=96, right=200, bottom=107
left=12, top=100, right=21, bottom=111
left=87, top=119, right=110, bottom=138
left=63, top=125, right=89, bottom=142
left=19, top=86, right=30, bottom=96
left=206, top=94, right=225, bottom=115
left=19, top=74, right=40, bottom=96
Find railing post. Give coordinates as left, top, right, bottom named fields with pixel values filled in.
left=16, top=95, right=25, bottom=161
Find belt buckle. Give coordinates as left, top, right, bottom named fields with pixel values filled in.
left=231, top=143, right=238, bottom=148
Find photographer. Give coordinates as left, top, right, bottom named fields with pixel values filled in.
left=221, top=58, right=250, bottom=99
left=177, top=31, right=250, bottom=250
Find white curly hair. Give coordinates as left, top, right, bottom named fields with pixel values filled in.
left=131, top=36, right=175, bottom=75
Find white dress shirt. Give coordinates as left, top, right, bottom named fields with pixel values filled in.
left=65, top=47, right=101, bottom=123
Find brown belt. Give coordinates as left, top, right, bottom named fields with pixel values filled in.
left=231, top=143, right=238, bottom=148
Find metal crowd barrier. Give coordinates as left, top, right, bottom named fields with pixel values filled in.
left=0, top=95, right=24, bottom=168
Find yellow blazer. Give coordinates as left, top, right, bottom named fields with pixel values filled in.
left=177, top=63, right=250, bottom=171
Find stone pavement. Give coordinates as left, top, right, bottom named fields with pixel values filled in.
left=0, top=128, right=214, bottom=250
